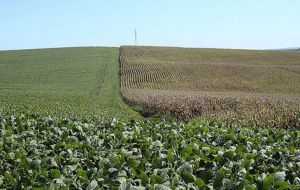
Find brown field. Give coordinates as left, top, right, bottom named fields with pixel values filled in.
left=120, top=46, right=300, bottom=127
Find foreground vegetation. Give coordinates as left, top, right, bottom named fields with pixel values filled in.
left=1, top=113, right=300, bottom=189
left=0, top=47, right=140, bottom=121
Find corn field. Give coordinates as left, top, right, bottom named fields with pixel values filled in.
left=120, top=46, right=300, bottom=127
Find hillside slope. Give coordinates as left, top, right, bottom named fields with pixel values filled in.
left=0, top=47, right=140, bottom=120
left=121, top=46, right=300, bottom=93
left=120, top=46, right=300, bottom=126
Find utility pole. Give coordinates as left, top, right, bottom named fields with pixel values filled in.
left=135, top=29, right=137, bottom=46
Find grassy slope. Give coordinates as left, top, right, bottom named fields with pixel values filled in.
left=0, top=47, right=140, bottom=120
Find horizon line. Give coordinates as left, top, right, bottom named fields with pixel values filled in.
left=1, top=44, right=299, bottom=51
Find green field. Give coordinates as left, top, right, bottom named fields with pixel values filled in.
left=1, top=46, right=300, bottom=189
left=0, top=47, right=140, bottom=120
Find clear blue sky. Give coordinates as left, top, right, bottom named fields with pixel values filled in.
left=1, top=0, right=300, bottom=50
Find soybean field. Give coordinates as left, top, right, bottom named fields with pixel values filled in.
left=0, top=47, right=140, bottom=121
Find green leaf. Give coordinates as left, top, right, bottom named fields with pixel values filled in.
left=20, top=157, right=30, bottom=170
left=150, top=174, right=163, bottom=184
left=245, top=185, right=256, bottom=190
left=51, top=169, right=61, bottom=179
left=77, top=169, right=88, bottom=179
left=274, top=180, right=289, bottom=190
left=224, top=150, right=235, bottom=160
left=180, top=145, right=193, bottom=157
left=246, top=153, right=256, bottom=160
left=181, top=170, right=195, bottom=183
left=244, top=159, right=252, bottom=170
left=267, top=136, right=274, bottom=143
left=213, top=169, right=225, bottom=189
left=263, top=175, right=274, bottom=190
left=167, top=149, right=176, bottom=163
left=140, top=172, right=149, bottom=186
left=4, top=171, right=16, bottom=186
left=128, top=159, right=140, bottom=168
left=195, top=178, right=207, bottom=189
left=54, top=142, right=66, bottom=150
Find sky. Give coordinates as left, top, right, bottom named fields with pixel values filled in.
left=0, top=0, right=300, bottom=50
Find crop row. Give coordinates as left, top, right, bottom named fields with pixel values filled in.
left=120, top=46, right=300, bottom=125
left=123, top=89, right=300, bottom=128
left=120, top=46, right=300, bottom=94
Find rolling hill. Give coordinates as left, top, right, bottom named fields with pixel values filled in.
left=120, top=46, right=300, bottom=126
left=0, top=47, right=140, bottom=120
